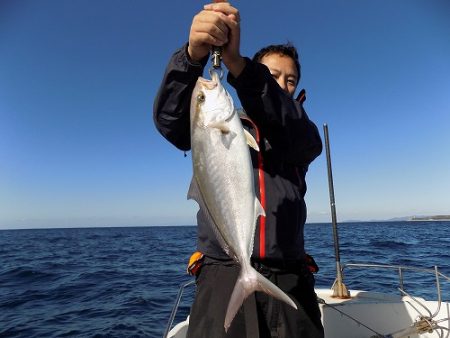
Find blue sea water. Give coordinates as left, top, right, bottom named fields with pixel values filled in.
left=0, top=221, right=449, bottom=337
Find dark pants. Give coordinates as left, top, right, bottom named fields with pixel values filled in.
left=186, top=259, right=324, bottom=338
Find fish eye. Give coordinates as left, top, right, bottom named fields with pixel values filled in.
left=197, top=92, right=205, bottom=103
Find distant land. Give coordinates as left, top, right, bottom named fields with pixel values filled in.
left=1, top=215, right=449, bottom=230
left=343, top=215, right=450, bottom=223
left=408, top=215, right=450, bottom=221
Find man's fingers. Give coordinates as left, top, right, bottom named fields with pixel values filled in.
left=192, top=11, right=230, bottom=44
left=191, top=24, right=228, bottom=46
left=192, top=32, right=227, bottom=47
left=203, top=2, right=240, bottom=22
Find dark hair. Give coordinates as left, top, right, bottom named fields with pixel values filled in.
left=252, top=43, right=301, bottom=81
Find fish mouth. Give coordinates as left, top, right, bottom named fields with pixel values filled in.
left=198, top=76, right=218, bottom=90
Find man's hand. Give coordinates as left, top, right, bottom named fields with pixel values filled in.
left=188, top=2, right=245, bottom=77
left=203, top=2, right=245, bottom=77
left=188, top=4, right=231, bottom=62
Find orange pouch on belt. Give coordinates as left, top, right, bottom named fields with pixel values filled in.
left=187, top=251, right=204, bottom=276
left=305, top=253, right=319, bottom=273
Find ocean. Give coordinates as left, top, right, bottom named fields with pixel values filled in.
left=1, top=221, right=449, bottom=337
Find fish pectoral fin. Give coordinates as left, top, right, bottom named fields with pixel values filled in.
left=244, top=129, right=260, bottom=151
left=208, top=121, right=230, bottom=134
left=221, top=130, right=237, bottom=150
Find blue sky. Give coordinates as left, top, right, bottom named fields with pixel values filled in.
left=1, top=0, right=449, bottom=229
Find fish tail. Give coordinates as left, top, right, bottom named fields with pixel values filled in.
left=224, top=263, right=297, bottom=331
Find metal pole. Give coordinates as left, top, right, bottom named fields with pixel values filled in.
left=323, top=124, right=350, bottom=298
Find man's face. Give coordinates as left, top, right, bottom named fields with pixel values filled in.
left=260, top=53, right=298, bottom=97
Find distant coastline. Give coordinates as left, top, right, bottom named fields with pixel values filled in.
left=339, top=215, right=450, bottom=223
left=2, top=216, right=450, bottom=230
left=408, top=215, right=450, bottom=221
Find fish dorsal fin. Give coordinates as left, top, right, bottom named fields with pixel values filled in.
left=255, top=197, right=265, bottom=218
left=187, top=177, right=231, bottom=256
left=244, top=129, right=259, bottom=151
left=187, top=176, right=201, bottom=203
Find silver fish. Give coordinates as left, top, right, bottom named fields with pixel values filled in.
left=188, top=71, right=297, bottom=331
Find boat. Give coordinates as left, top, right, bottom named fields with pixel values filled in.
left=165, top=263, right=450, bottom=337
left=164, top=125, right=450, bottom=338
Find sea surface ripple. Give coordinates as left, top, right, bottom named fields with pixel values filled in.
left=0, top=221, right=449, bottom=337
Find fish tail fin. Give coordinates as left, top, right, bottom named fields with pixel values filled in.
left=224, top=263, right=297, bottom=331
left=254, top=268, right=297, bottom=308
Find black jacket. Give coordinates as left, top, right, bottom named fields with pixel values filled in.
left=153, top=45, right=322, bottom=263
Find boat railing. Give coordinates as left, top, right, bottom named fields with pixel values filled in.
left=339, top=263, right=450, bottom=337
left=163, top=279, right=195, bottom=338
left=342, top=263, right=450, bottom=307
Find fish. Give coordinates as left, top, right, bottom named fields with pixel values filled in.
left=188, top=71, right=297, bottom=331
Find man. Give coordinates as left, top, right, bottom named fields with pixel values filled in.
left=154, top=2, right=324, bottom=337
